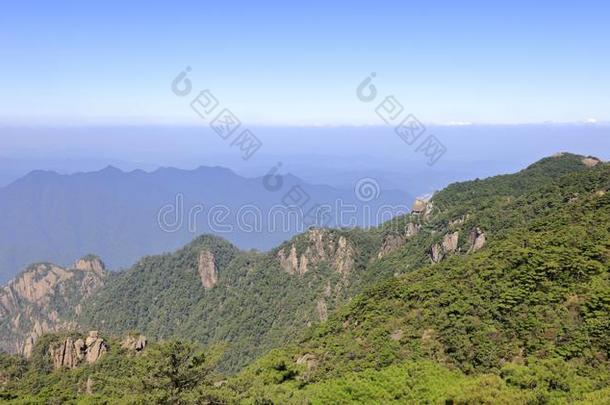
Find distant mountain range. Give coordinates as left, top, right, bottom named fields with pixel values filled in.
left=0, top=165, right=410, bottom=283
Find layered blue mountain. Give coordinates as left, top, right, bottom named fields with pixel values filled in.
left=0, top=165, right=409, bottom=282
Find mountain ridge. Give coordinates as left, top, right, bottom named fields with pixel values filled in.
left=0, top=163, right=410, bottom=283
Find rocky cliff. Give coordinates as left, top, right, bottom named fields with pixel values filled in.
left=0, top=256, right=108, bottom=356
left=276, top=229, right=356, bottom=276
left=49, top=331, right=108, bottom=369
left=198, top=250, right=218, bottom=289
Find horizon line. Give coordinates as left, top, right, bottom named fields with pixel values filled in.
left=0, top=120, right=608, bottom=129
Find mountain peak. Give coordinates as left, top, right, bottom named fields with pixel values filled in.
left=522, top=152, right=602, bottom=177
left=73, top=255, right=107, bottom=275
left=547, top=152, right=603, bottom=164
left=98, top=165, right=123, bottom=174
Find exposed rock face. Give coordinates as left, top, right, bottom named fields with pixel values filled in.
left=421, top=328, right=436, bottom=344
left=296, top=353, right=318, bottom=371
left=121, top=333, right=148, bottom=352
left=198, top=250, right=218, bottom=289
left=378, top=235, right=406, bottom=259
left=22, top=335, right=36, bottom=359
left=430, top=228, right=487, bottom=263
left=582, top=157, right=601, bottom=167
left=406, top=222, right=420, bottom=238
left=76, top=257, right=107, bottom=296
left=430, top=244, right=443, bottom=263
left=278, top=245, right=300, bottom=275
left=412, top=197, right=435, bottom=219
left=3, top=264, right=73, bottom=305
left=431, top=232, right=460, bottom=263
left=412, top=199, right=428, bottom=214
left=50, top=337, right=82, bottom=369
left=85, top=331, right=108, bottom=363
left=442, top=232, right=459, bottom=254
left=334, top=236, right=355, bottom=275
left=377, top=223, right=420, bottom=259
left=0, top=259, right=107, bottom=356
left=468, top=228, right=487, bottom=252
left=74, top=256, right=106, bottom=276
left=277, top=229, right=355, bottom=276
left=50, top=331, right=107, bottom=369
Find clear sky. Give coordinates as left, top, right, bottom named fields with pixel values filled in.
left=1, top=0, right=609, bottom=126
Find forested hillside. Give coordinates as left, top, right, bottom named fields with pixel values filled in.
left=1, top=153, right=608, bottom=403
left=226, top=154, right=609, bottom=403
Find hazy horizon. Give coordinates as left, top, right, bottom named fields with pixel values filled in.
left=2, top=123, right=608, bottom=190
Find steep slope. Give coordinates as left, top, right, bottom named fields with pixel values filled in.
left=218, top=155, right=610, bottom=402
left=55, top=155, right=607, bottom=370
left=0, top=256, right=107, bottom=357
left=78, top=229, right=384, bottom=371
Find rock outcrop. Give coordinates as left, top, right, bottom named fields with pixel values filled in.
left=84, top=331, right=107, bottom=363
left=50, top=337, right=83, bottom=369
left=278, top=245, right=301, bottom=275
left=277, top=229, right=355, bottom=276
left=2, top=264, right=73, bottom=306
left=411, top=198, right=428, bottom=214
left=296, top=353, right=318, bottom=371
left=121, top=333, right=148, bottom=352
left=468, top=228, right=487, bottom=252
left=0, top=259, right=107, bottom=356
left=334, top=236, right=355, bottom=276
left=582, top=157, right=602, bottom=167
left=430, top=227, right=488, bottom=262
left=431, top=232, right=460, bottom=263
left=390, top=329, right=404, bottom=341
left=74, top=256, right=106, bottom=276
left=406, top=222, right=420, bottom=238
left=49, top=331, right=107, bottom=369
left=377, top=223, right=420, bottom=259
left=442, top=232, right=459, bottom=254
left=412, top=195, right=436, bottom=219
left=378, top=234, right=406, bottom=259
left=198, top=250, right=218, bottom=289
left=430, top=244, right=443, bottom=263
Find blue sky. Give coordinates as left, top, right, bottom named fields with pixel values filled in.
left=1, top=1, right=609, bottom=126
